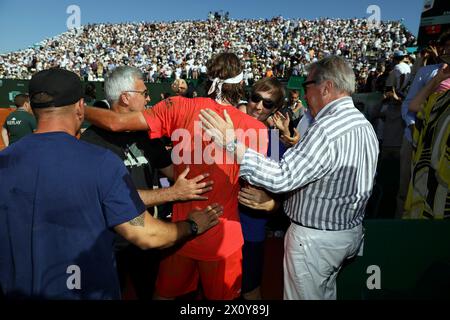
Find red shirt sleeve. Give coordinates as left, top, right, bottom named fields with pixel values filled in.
left=142, top=97, right=184, bottom=139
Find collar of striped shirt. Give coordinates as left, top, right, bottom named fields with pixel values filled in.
left=314, top=96, right=353, bottom=121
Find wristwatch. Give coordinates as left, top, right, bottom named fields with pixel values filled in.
left=185, top=219, right=199, bottom=236
left=225, top=138, right=238, bottom=153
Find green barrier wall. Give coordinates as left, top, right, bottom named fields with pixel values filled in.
left=0, top=79, right=207, bottom=108
left=337, top=220, right=450, bottom=299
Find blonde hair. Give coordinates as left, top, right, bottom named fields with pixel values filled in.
left=171, top=79, right=188, bottom=95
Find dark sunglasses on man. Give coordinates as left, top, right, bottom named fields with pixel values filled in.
left=249, top=92, right=276, bottom=110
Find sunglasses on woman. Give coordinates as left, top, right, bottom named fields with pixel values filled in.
left=250, top=92, right=276, bottom=110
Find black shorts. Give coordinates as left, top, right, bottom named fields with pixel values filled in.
left=241, top=240, right=265, bottom=294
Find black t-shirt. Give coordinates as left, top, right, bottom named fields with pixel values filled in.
left=81, top=126, right=172, bottom=190
left=81, top=126, right=173, bottom=252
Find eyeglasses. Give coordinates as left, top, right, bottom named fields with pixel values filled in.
left=250, top=92, right=276, bottom=110
left=301, top=80, right=317, bottom=92
left=124, top=89, right=149, bottom=98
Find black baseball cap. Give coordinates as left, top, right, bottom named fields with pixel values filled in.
left=29, top=68, right=83, bottom=108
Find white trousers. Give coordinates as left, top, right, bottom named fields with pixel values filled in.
left=283, top=222, right=363, bottom=300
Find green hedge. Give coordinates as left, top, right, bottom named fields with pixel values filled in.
left=337, top=219, right=450, bottom=299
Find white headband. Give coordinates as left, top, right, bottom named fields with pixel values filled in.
left=207, top=72, right=244, bottom=103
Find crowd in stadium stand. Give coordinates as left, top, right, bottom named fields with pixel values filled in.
left=0, top=16, right=416, bottom=90
left=1, top=6, right=449, bottom=299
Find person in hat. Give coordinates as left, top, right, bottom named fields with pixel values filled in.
left=199, top=55, right=379, bottom=300
left=0, top=68, right=222, bottom=300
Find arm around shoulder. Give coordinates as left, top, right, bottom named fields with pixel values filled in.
left=85, top=106, right=149, bottom=132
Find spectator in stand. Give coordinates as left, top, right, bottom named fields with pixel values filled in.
left=171, top=79, right=188, bottom=96
left=404, top=63, right=450, bottom=219
left=83, top=83, right=97, bottom=105
left=0, top=18, right=416, bottom=84
left=392, top=50, right=411, bottom=97
left=281, top=89, right=305, bottom=130
left=396, top=31, right=450, bottom=218
left=237, top=77, right=286, bottom=300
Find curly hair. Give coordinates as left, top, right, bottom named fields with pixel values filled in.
left=206, top=52, right=245, bottom=106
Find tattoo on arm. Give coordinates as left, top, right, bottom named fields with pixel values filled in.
left=129, top=213, right=145, bottom=227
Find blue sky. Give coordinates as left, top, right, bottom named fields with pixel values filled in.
left=0, top=0, right=425, bottom=54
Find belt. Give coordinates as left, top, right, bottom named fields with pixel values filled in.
left=290, top=219, right=336, bottom=231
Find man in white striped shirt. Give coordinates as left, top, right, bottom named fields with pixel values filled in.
left=200, top=55, right=379, bottom=300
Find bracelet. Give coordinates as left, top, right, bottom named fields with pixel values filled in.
left=225, top=138, right=238, bottom=153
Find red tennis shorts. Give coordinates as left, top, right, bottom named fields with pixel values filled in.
left=155, top=248, right=242, bottom=300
